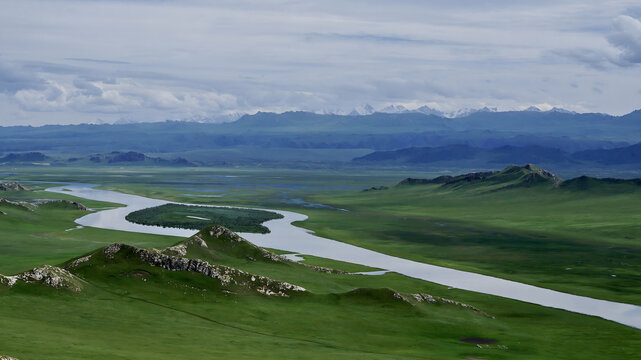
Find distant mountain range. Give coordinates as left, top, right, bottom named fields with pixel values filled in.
left=353, top=143, right=641, bottom=169
left=0, top=151, right=196, bottom=167
left=1, top=109, right=640, bottom=172
left=167, top=104, right=579, bottom=121
left=317, top=104, right=574, bottom=118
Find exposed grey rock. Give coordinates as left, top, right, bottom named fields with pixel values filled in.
left=0, top=182, right=31, bottom=191
left=103, top=243, right=124, bottom=259
left=1, top=265, right=83, bottom=292
left=207, top=225, right=288, bottom=263
left=103, top=243, right=306, bottom=297
left=394, top=292, right=494, bottom=318
left=67, top=254, right=93, bottom=268
left=162, top=235, right=208, bottom=257
left=301, top=264, right=348, bottom=275
left=0, top=198, right=34, bottom=211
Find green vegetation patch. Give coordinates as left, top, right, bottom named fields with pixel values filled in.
left=125, top=203, right=283, bottom=233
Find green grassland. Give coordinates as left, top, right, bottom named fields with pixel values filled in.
left=0, top=189, right=181, bottom=274
left=302, top=168, right=641, bottom=305
left=2, top=166, right=641, bottom=358
left=3, top=165, right=640, bottom=305
left=1, top=203, right=640, bottom=359
left=125, top=203, right=283, bottom=233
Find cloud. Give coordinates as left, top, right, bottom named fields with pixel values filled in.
left=2, top=0, right=641, bottom=123
left=555, top=14, right=641, bottom=69
left=14, top=80, right=68, bottom=111
left=0, top=61, right=46, bottom=93
left=65, top=58, right=131, bottom=65
left=607, top=15, right=641, bottom=64
left=14, top=76, right=237, bottom=116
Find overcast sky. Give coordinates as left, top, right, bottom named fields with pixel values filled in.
left=1, top=0, right=641, bottom=125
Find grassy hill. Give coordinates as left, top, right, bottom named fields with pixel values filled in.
left=1, top=211, right=640, bottom=359
left=303, top=165, right=641, bottom=305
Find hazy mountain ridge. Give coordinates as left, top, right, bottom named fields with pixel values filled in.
left=392, top=164, right=637, bottom=192
left=0, top=109, right=639, bottom=170
left=353, top=142, right=641, bottom=170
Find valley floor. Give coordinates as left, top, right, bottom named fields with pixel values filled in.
left=1, top=166, right=640, bottom=359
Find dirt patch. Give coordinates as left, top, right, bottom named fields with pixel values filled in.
left=459, top=337, right=498, bottom=344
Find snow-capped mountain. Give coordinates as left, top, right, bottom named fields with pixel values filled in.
left=348, top=104, right=376, bottom=116
left=446, top=106, right=497, bottom=118
left=379, top=104, right=410, bottom=113
left=414, top=105, right=444, bottom=117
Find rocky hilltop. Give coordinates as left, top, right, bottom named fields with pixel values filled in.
left=394, top=164, right=561, bottom=191
left=0, top=198, right=88, bottom=214
left=0, top=182, right=31, bottom=191
left=0, top=264, right=83, bottom=292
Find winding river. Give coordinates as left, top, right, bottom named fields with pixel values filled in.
left=47, top=184, right=641, bottom=329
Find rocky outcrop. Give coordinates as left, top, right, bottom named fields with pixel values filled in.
left=301, top=263, right=348, bottom=275
left=67, top=254, right=93, bottom=268
left=0, top=182, right=31, bottom=191
left=37, top=199, right=88, bottom=211
left=394, top=292, right=494, bottom=318
left=204, top=226, right=289, bottom=263
left=0, top=265, right=83, bottom=292
left=101, top=243, right=306, bottom=297
left=0, top=198, right=34, bottom=211
left=1, top=198, right=87, bottom=211
left=162, top=235, right=209, bottom=257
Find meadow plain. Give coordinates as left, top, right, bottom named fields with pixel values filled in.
left=1, top=165, right=640, bottom=359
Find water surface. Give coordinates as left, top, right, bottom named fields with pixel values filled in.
left=47, top=183, right=641, bottom=329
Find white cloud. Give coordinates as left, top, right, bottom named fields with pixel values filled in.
left=13, top=76, right=237, bottom=119
left=608, top=15, right=641, bottom=64
left=1, top=0, right=641, bottom=124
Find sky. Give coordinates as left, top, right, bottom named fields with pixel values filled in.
left=1, top=0, right=641, bottom=126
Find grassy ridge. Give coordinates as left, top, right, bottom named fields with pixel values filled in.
left=1, top=213, right=640, bottom=359
left=0, top=190, right=180, bottom=274
left=303, top=176, right=641, bottom=305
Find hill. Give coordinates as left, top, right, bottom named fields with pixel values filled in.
left=0, top=110, right=638, bottom=168
left=69, top=151, right=197, bottom=166
left=573, top=142, right=641, bottom=165
left=0, top=182, right=31, bottom=192
left=396, top=164, right=561, bottom=191
left=353, top=142, right=641, bottom=172
left=0, top=152, right=48, bottom=163
left=2, top=196, right=640, bottom=358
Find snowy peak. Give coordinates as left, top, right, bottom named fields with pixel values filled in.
left=379, top=104, right=409, bottom=114
left=415, top=105, right=444, bottom=116
left=348, top=104, right=376, bottom=116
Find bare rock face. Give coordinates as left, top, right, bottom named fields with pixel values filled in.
left=393, top=292, right=494, bottom=318
left=202, top=226, right=348, bottom=273
left=162, top=235, right=209, bottom=257
left=0, top=198, right=34, bottom=211
left=0, top=182, right=31, bottom=191
left=204, top=225, right=289, bottom=263
left=0, top=265, right=83, bottom=292
left=102, top=243, right=306, bottom=297
left=67, top=255, right=93, bottom=268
